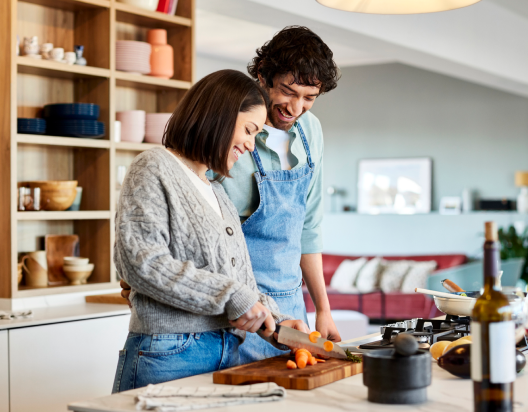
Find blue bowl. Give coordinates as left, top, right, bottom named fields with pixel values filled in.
left=46, top=120, right=105, bottom=138
left=17, top=118, right=46, bottom=134
left=43, top=103, right=100, bottom=120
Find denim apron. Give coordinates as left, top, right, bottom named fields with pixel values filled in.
left=239, top=123, right=314, bottom=363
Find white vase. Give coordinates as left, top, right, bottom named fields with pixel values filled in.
left=517, top=187, right=528, bottom=213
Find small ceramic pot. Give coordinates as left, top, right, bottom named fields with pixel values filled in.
left=64, top=51, right=76, bottom=65
left=74, top=45, right=87, bottom=66
left=147, top=29, right=173, bottom=79
left=40, top=43, right=53, bottom=59
left=51, top=47, right=64, bottom=62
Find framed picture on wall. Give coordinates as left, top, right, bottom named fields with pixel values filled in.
left=357, top=157, right=432, bottom=214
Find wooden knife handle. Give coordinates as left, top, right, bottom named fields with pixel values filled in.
left=442, top=279, right=465, bottom=293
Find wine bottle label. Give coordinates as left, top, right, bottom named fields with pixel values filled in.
left=471, top=321, right=482, bottom=382
left=470, top=321, right=516, bottom=384
left=489, top=321, right=516, bottom=383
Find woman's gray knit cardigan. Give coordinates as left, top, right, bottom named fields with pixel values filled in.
left=114, top=147, right=292, bottom=340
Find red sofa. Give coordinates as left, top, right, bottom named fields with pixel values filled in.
left=303, top=254, right=467, bottom=321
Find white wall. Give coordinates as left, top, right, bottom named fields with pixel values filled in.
left=311, top=63, right=528, bottom=256
left=196, top=54, right=249, bottom=80
left=312, top=63, right=528, bottom=212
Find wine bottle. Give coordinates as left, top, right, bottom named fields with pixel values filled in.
left=471, top=222, right=516, bottom=412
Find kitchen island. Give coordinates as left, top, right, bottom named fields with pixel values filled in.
left=68, top=332, right=528, bottom=412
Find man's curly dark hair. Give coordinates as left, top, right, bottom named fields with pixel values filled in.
left=248, top=26, right=340, bottom=94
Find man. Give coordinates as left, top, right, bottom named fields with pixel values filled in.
left=122, top=26, right=341, bottom=363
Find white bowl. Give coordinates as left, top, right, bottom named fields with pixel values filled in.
left=434, top=296, right=476, bottom=317
left=117, top=0, right=158, bottom=11
left=63, top=257, right=90, bottom=266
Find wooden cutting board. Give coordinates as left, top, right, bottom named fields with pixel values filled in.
left=85, top=293, right=129, bottom=305
left=213, top=355, right=362, bottom=390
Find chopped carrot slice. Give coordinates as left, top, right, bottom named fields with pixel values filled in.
left=297, top=357, right=308, bottom=369
left=323, top=341, right=334, bottom=352
left=309, top=331, right=322, bottom=343
left=295, top=349, right=311, bottom=361
left=315, top=358, right=326, bottom=363
left=286, top=360, right=297, bottom=369
left=308, top=356, right=317, bottom=366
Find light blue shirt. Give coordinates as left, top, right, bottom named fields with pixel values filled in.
left=217, top=111, right=324, bottom=254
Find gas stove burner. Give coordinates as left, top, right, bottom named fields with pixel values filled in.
left=410, top=332, right=431, bottom=344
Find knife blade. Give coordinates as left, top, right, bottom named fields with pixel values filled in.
left=260, top=324, right=347, bottom=359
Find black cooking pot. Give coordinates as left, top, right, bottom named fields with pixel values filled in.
left=363, top=349, right=432, bottom=404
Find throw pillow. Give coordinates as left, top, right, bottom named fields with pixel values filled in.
left=400, top=261, right=438, bottom=293
left=329, top=258, right=367, bottom=292
left=379, top=260, right=412, bottom=293
left=355, top=257, right=383, bottom=293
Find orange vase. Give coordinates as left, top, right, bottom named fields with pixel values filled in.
left=147, top=29, right=174, bottom=79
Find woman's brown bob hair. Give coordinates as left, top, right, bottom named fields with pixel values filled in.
left=163, top=69, right=269, bottom=177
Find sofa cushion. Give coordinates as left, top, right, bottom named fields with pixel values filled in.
left=379, top=260, right=412, bottom=293
left=355, top=257, right=383, bottom=293
left=329, top=258, right=366, bottom=292
left=322, top=254, right=467, bottom=286
left=400, top=260, right=438, bottom=293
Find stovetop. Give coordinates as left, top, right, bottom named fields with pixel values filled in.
left=359, top=315, right=528, bottom=352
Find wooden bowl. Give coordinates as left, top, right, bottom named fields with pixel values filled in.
left=63, top=263, right=94, bottom=285
left=24, top=181, right=78, bottom=211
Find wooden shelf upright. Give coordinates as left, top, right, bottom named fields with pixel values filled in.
left=0, top=0, right=195, bottom=303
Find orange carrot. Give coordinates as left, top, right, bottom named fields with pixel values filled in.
left=286, top=360, right=297, bottom=369
left=295, top=349, right=311, bottom=362
left=315, top=358, right=326, bottom=363
left=297, top=356, right=308, bottom=369
left=309, top=331, right=321, bottom=343
left=308, top=356, right=317, bottom=366
left=323, top=341, right=334, bottom=352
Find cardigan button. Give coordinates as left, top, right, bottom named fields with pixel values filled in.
left=226, top=227, right=234, bottom=236
left=231, top=258, right=236, bottom=267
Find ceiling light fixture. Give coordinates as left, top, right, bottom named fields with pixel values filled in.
left=316, top=0, right=482, bottom=14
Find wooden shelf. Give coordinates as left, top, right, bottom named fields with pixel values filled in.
left=114, top=2, right=191, bottom=29
left=115, top=141, right=162, bottom=151
left=17, top=57, right=110, bottom=79
left=19, top=0, right=110, bottom=11
left=17, top=211, right=112, bottom=221
left=16, top=281, right=119, bottom=298
left=17, top=134, right=111, bottom=149
left=115, top=71, right=191, bottom=91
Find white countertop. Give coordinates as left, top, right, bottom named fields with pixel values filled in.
left=68, top=333, right=528, bottom=412
left=0, top=303, right=130, bottom=331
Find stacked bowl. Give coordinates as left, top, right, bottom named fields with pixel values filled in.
left=117, top=110, right=146, bottom=143
left=63, top=257, right=94, bottom=285
left=18, top=118, right=46, bottom=134
left=116, top=41, right=151, bottom=74
left=44, top=103, right=105, bottom=138
left=145, top=113, right=171, bottom=144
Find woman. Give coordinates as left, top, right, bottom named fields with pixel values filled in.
left=112, top=70, right=307, bottom=393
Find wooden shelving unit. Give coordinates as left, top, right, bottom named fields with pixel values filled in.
left=1, top=0, right=195, bottom=301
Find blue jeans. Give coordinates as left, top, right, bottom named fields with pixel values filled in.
left=112, top=330, right=240, bottom=393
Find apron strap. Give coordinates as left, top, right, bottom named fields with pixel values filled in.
left=296, top=123, right=314, bottom=169
left=250, top=146, right=267, bottom=176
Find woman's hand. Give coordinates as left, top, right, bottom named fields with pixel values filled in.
left=229, top=302, right=276, bottom=337
left=120, top=279, right=132, bottom=309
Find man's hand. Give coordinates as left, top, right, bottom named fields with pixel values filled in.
left=120, top=279, right=132, bottom=308
left=315, top=310, right=341, bottom=342
left=229, top=302, right=275, bottom=336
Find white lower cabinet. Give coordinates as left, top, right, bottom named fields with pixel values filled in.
left=8, top=314, right=130, bottom=412
left=0, top=331, right=9, bottom=412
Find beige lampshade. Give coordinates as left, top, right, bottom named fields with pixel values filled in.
left=515, top=171, right=528, bottom=187
left=316, top=0, right=482, bottom=14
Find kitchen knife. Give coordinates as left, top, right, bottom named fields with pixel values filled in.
left=260, top=324, right=347, bottom=359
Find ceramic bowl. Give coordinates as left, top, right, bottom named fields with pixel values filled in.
left=63, top=263, right=94, bottom=285
left=117, top=0, right=158, bottom=12
left=63, top=257, right=89, bottom=266
left=23, top=181, right=78, bottom=211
